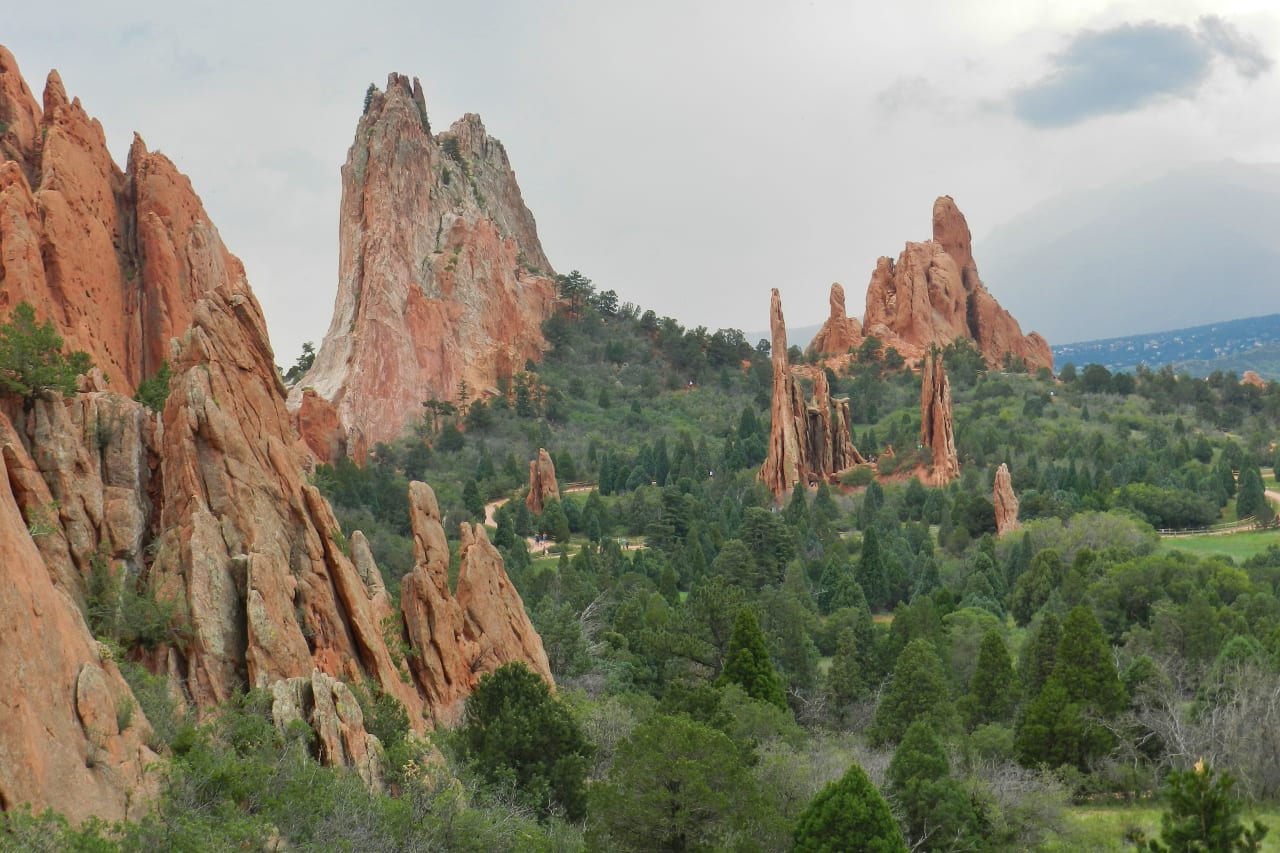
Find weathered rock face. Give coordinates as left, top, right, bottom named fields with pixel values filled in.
left=271, top=670, right=385, bottom=791
left=920, top=350, right=960, bottom=486
left=807, top=283, right=863, bottom=357
left=401, top=482, right=551, bottom=726
left=861, top=197, right=1052, bottom=372
left=0, top=51, right=554, bottom=819
left=760, top=289, right=866, bottom=497
left=0, top=48, right=241, bottom=396
left=293, top=387, right=347, bottom=464
left=297, top=73, right=558, bottom=449
left=993, top=463, right=1020, bottom=537
left=0, top=415, right=159, bottom=824
left=526, top=447, right=560, bottom=515
left=1242, top=370, right=1266, bottom=388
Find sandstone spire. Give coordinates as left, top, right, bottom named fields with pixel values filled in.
left=807, top=282, right=863, bottom=357
left=993, top=463, right=1020, bottom=536
left=526, top=447, right=560, bottom=515
left=296, top=74, right=559, bottom=448
left=920, top=349, right=960, bottom=486
left=861, top=197, right=1052, bottom=372
left=760, top=289, right=866, bottom=497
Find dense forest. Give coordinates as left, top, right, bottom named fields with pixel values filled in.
left=11, top=270, right=1280, bottom=851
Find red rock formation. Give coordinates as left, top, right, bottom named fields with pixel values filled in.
left=861, top=197, right=1052, bottom=372
left=526, top=447, right=560, bottom=515
left=760, top=289, right=866, bottom=497
left=271, top=671, right=385, bottom=791
left=920, top=350, right=960, bottom=486
left=297, top=73, right=558, bottom=448
left=993, top=462, right=1020, bottom=536
left=0, top=416, right=159, bottom=823
left=1242, top=370, right=1266, bottom=388
left=0, top=49, right=242, bottom=397
left=0, top=51, right=555, bottom=816
left=293, top=387, right=347, bottom=463
left=807, top=283, right=863, bottom=357
left=401, top=482, right=551, bottom=726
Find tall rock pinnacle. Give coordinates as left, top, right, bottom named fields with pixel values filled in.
left=297, top=74, right=559, bottom=450
left=760, top=289, right=866, bottom=497
left=920, top=349, right=960, bottom=486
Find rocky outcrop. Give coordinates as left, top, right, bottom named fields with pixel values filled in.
left=271, top=671, right=385, bottom=791
left=993, top=463, right=1020, bottom=536
left=401, top=482, right=551, bottom=726
left=861, top=197, right=1052, bottom=372
left=0, top=48, right=244, bottom=397
left=526, top=447, right=560, bottom=515
left=1242, top=370, right=1266, bottom=388
left=0, top=51, right=554, bottom=818
left=807, top=283, right=863, bottom=357
left=296, top=73, right=559, bottom=449
left=920, top=350, right=960, bottom=486
left=0, top=417, right=159, bottom=824
left=760, top=289, right=866, bottom=497
left=293, top=388, right=347, bottom=463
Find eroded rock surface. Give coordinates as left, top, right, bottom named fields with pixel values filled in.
left=297, top=73, right=558, bottom=448
left=526, top=447, right=560, bottom=515
left=920, top=350, right=960, bottom=486
left=807, top=283, right=863, bottom=358
left=760, top=289, right=866, bottom=497
left=993, top=462, right=1020, bottom=536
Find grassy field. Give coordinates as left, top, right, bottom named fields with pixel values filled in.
left=1044, top=804, right=1280, bottom=851
left=1161, top=528, right=1280, bottom=561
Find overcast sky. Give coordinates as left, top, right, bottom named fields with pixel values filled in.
left=6, top=1, right=1278, bottom=362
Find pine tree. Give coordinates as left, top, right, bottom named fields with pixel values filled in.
left=793, top=762, right=907, bottom=853
left=1143, top=761, right=1268, bottom=852
left=0, top=301, right=93, bottom=409
left=718, top=608, right=787, bottom=709
left=856, top=526, right=887, bottom=609
left=1019, top=612, right=1061, bottom=695
left=869, top=638, right=956, bottom=745
left=888, top=721, right=981, bottom=852
left=964, top=630, right=1019, bottom=729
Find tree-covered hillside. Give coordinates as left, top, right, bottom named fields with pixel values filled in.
left=18, top=270, right=1280, bottom=851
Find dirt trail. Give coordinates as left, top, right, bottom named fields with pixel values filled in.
left=482, top=483, right=644, bottom=555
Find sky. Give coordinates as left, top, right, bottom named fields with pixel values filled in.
left=5, top=1, right=1279, bottom=363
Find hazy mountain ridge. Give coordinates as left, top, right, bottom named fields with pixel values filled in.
left=1053, top=313, right=1280, bottom=378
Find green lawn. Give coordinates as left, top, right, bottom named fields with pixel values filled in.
left=1044, top=804, right=1280, bottom=851
left=1161, top=528, right=1280, bottom=561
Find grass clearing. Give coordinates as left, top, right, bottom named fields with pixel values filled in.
left=1042, top=804, right=1280, bottom=852
left=1161, top=528, right=1280, bottom=561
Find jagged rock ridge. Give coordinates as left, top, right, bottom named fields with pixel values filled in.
left=296, top=73, right=559, bottom=451
left=760, top=289, right=866, bottom=497
left=0, top=50, right=551, bottom=821
left=808, top=197, right=1053, bottom=373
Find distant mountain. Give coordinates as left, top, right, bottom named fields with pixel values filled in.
left=980, top=161, right=1280, bottom=346
left=1053, top=313, right=1280, bottom=378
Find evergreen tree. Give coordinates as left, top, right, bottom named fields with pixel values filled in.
left=869, top=638, right=956, bottom=745
left=793, top=762, right=907, bottom=853
left=1019, top=612, right=1061, bottom=694
left=826, top=628, right=868, bottom=715
left=458, top=663, right=591, bottom=819
left=1143, top=762, right=1268, bottom=853
left=856, top=526, right=887, bottom=609
left=963, top=630, right=1019, bottom=729
left=718, top=608, right=787, bottom=709
left=462, top=479, right=484, bottom=521
left=888, top=721, right=981, bottom=852
left=0, top=301, right=93, bottom=408
left=1236, top=466, right=1272, bottom=523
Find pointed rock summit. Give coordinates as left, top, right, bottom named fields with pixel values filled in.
left=297, top=74, right=559, bottom=449
left=526, top=447, right=560, bottom=515
left=993, top=463, right=1020, bottom=536
left=809, top=197, right=1052, bottom=373
left=760, top=289, right=866, bottom=497
left=920, top=349, right=960, bottom=486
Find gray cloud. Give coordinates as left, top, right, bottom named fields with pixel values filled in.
left=1197, top=15, right=1273, bottom=78
left=1013, top=17, right=1272, bottom=128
